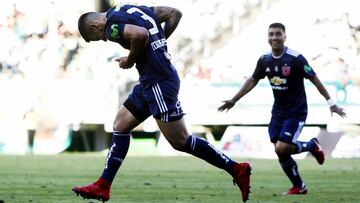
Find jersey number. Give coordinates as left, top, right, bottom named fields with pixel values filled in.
left=114, top=4, right=170, bottom=59
left=114, top=4, right=159, bottom=35
left=129, top=9, right=159, bottom=35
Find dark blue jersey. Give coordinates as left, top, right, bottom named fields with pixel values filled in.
left=252, top=47, right=316, bottom=118
left=105, top=4, right=175, bottom=89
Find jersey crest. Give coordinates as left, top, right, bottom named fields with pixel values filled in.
left=282, top=64, right=291, bottom=76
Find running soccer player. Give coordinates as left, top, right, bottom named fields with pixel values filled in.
left=73, top=4, right=251, bottom=202
left=218, top=22, right=346, bottom=195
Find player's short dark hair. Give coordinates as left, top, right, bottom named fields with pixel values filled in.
left=269, top=22, right=286, bottom=32
left=78, top=12, right=93, bottom=42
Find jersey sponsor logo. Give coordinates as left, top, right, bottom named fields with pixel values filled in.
left=110, top=24, right=120, bottom=39
left=270, top=76, right=287, bottom=85
left=282, top=64, right=291, bottom=76
left=304, top=64, right=313, bottom=74
left=271, top=86, right=288, bottom=90
left=269, top=76, right=288, bottom=90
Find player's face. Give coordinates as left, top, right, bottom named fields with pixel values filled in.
left=87, top=27, right=106, bottom=42
left=86, top=21, right=107, bottom=42
left=268, top=27, right=286, bottom=52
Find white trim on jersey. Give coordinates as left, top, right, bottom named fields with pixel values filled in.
left=152, top=83, right=169, bottom=122
left=265, top=47, right=300, bottom=59
left=286, top=48, right=300, bottom=57
left=264, top=50, right=272, bottom=55
left=262, top=50, right=272, bottom=58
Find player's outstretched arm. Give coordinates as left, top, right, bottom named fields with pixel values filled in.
left=309, top=75, right=347, bottom=117
left=152, top=6, right=182, bottom=39
left=218, top=77, right=259, bottom=112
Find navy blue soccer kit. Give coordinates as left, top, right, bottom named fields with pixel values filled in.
left=74, top=4, right=251, bottom=201
left=252, top=47, right=316, bottom=144
left=100, top=4, right=239, bottom=184
left=105, top=4, right=184, bottom=122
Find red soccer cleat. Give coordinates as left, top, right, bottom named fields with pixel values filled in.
left=72, top=178, right=111, bottom=202
left=232, top=162, right=252, bottom=202
left=282, top=183, right=307, bottom=195
left=310, top=138, right=325, bottom=165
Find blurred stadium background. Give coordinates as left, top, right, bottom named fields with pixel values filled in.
left=0, top=0, right=360, bottom=160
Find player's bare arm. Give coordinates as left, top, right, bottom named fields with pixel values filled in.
left=218, top=77, right=259, bottom=112
left=116, top=24, right=149, bottom=69
left=309, top=75, right=347, bottom=117
left=152, top=6, right=182, bottom=39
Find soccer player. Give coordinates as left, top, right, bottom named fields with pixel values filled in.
left=218, top=23, right=346, bottom=195
left=73, top=4, right=251, bottom=202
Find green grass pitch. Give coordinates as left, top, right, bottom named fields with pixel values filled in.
left=0, top=154, right=359, bottom=203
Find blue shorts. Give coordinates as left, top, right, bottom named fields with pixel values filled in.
left=268, top=116, right=305, bottom=144
left=124, top=72, right=185, bottom=122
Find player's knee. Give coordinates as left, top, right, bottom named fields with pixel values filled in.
left=113, top=119, right=121, bottom=131
left=275, top=144, right=291, bottom=156
left=168, top=137, right=187, bottom=151
left=275, top=141, right=295, bottom=156
left=275, top=147, right=286, bottom=156
left=113, top=118, right=128, bottom=132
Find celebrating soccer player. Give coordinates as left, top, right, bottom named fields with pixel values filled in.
left=73, top=3, right=251, bottom=202
left=218, top=22, right=346, bottom=195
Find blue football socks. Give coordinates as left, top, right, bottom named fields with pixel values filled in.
left=295, top=139, right=315, bottom=154
left=279, top=155, right=303, bottom=187
left=101, top=132, right=130, bottom=184
left=185, top=135, right=236, bottom=175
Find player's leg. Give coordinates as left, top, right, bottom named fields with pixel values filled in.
left=100, top=104, right=142, bottom=184
left=72, top=105, right=141, bottom=201
left=72, top=84, right=150, bottom=201
left=275, top=142, right=307, bottom=195
left=147, top=74, right=250, bottom=202
left=156, top=117, right=238, bottom=173
left=279, top=118, right=324, bottom=164
left=156, top=118, right=251, bottom=202
left=272, top=118, right=307, bottom=195
left=147, top=74, right=248, bottom=176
